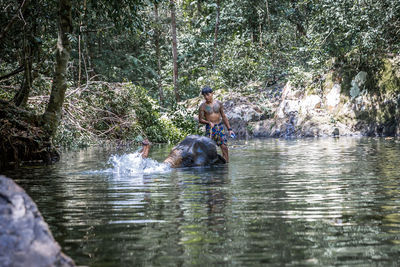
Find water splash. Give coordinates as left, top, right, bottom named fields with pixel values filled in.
left=105, top=152, right=171, bottom=177
left=83, top=151, right=171, bottom=178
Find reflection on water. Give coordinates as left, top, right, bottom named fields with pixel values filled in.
left=4, top=137, right=400, bottom=266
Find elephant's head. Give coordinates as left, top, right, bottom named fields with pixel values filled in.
left=163, top=135, right=226, bottom=168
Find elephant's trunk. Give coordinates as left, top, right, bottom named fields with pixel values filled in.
left=163, top=148, right=183, bottom=168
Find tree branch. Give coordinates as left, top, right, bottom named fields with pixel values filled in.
left=0, top=66, right=24, bottom=81
left=0, top=0, right=30, bottom=43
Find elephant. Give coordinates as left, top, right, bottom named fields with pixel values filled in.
left=141, top=135, right=226, bottom=168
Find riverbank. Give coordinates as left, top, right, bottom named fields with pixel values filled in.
left=184, top=56, right=400, bottom=139
left=1, top=56, right=398, bottom=170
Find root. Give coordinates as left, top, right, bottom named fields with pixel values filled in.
left=0, top=100, right=59, bottom=170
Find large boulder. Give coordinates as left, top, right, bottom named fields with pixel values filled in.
left=164, top=135, right=226, bottom=167
left=224, top=99, right=267, bottom=137
left=248, top=76, right=360, bottom=138
left=325, top=83, right=342, bottom=111
left=0, top=176, right=75, bottom=267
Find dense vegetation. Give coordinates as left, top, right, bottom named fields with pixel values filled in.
left=1, top=0, right=399, bottom=151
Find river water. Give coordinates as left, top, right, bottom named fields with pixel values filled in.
left=3, top=137, right=400, bottom=266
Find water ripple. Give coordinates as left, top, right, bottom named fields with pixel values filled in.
left=4, top=137, right=400, bottom=266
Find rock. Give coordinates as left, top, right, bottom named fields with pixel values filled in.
left=223, top=98, right=267, bottom=138
left=186, top=60, right=400, bottom=139
left=350, top=71, right=368, bottom=99
left=276, top=100, right=300, bottom=119
left=249, top=119, right=277, bottom=137
left=325, top=83, right=341, bottom=111
left=0, top=176, right=75, bottom=267
left=338, top=101, right=356, bottom=120
left=281, top=82, right=303, bottom=100
left=228, top=104, right=265, bottom=122
left=332, top=128, right=340, bottom=136
left=378, top=57, right=400, bottom=94
left=276, top=82, right=302, bottom=119
left=300, top=95, right=322, bottom=115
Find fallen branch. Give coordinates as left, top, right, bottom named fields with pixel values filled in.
left=0, top=65, right=24, bottom=81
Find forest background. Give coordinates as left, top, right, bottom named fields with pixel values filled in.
left=0, top=0, right=399, bottom=154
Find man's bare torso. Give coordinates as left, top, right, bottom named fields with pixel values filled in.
left=200, top=100, right=222, bottom=124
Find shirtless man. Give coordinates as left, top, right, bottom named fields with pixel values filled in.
left=198, top=86, right=234, bottom=162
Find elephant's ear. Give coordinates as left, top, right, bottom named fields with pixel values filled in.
left=216, top=154, right=226, bottom=164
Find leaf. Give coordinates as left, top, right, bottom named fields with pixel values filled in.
left=66, top=33, right=77, bottom=43
left=135, top=134, right=144, bottom=142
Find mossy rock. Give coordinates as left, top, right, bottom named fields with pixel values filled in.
left=355, top=109, right=376, bottom=122
left=324, top=72, right=336, bottom=91
left=376, top=100, right=396, bottom=124
left=305, top=83, right=319, bottom=95
left=379, top=58, right=400, bottom=95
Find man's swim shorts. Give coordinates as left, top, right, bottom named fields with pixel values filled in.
left=205, top=122, right=228, bottom=146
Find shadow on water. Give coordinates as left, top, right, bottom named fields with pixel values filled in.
left=3, top=137, right=400, bottom=266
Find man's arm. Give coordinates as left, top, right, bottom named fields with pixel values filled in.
left=220, top=103, right=234, bottom=134
left=140, top=139, right=150, bottom=158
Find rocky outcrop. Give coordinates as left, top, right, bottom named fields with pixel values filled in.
left=248, top=80, right=358, bottom=138
left=227, top=57, right=400, bottom=138
left=185, top=57, right=399, bottom=138
left=222, top=95, right=271, bottom=137
left=0, top=176, right=75, bottom=267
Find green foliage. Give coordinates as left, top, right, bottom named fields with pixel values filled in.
left=218, top=38, right=265, bottom=87
left=53, top=123, right=92, bottom=149
left=50, top=82, right=200, bottom=147
left=128, top=83, right=168, bottom=142
left=2, top=0, right=399, bottom=148
left=379, top=58, right=400, bottom=96
left=305, top=1, right=399, bottom=81
left=129, top=83, right=201, bottom=143
left=167, top=103, right=202, bottom=136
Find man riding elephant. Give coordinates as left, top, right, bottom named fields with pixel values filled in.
left=140, top=135, right=226, bottom=168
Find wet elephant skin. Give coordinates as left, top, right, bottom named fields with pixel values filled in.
left=164, top=135, right=226, bottom=167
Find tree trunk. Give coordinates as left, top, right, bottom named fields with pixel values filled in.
left=78, top=29, right=82, bottom=87
left=84, top=34, right=93, bottom=78
left=77, top=0, right=87, bottom=87
left=260, top=0, right=271, bottom=47
left=197, top=0, right=202, bottom=15
left=42, top=0, right=72, bottom=138
left=154, top=2, right=164, bottom=106
left=13, top=30, right=33, bottom=107
left=250, top=6, right=259, bottom=43
left=289, top=0, right=306, bottom=36
left=13, top=0, right=38, bottom=108
left=170, top=0, right=180, bottom=102
left=212, top=0, right=220, bottom=68
left=265, top=0, right=271, bottom=27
